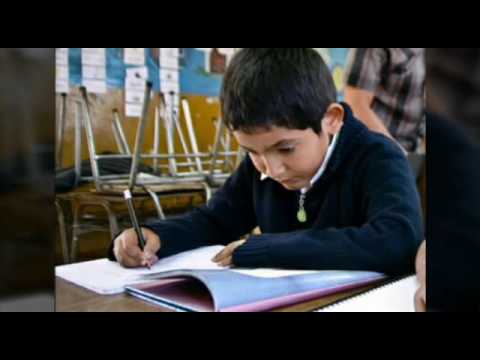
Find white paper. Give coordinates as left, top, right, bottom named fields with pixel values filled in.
left=81, top=48, right=106, bottom=66
left=126, top=66, right=148, bottom=80
left=124, top=48, right=145, bottom=65
left=232, top=268, right=318, bottom=278
left=125, top=77, right=146, bottom=92
left=56, top=65, right=69, bottom=93
left=159, top=55, right=179, bottom=70
left=83, top=79, right=106, bottom=94
left=56, top=79, right=69, bottom=94
left=317, top=275, right=419, bottom=312
left=56, top=48, right=70, bottom=93
left=81, top=48, right=107, bottom=94
left=157, top=48, right=180, bottom=115
left=56, top=48, right=69, bottom=66
left=160, top=69, right=179, bottom=83
left=125, top=91, right=145, bottom=104
left=125, top=66, right=149, bottom=117
left=160, top=81, right=180, bottom=95
left=56, top=246, right=226, bottom=294
left=160, top=48, right=179, bottom=58
left=82, top=65, right=106, bottom=79
left=125, top=103, right=144, bottom=118
left=55, top=245, right=330, bottom=295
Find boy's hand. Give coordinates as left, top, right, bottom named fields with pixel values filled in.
left=212, top=240, right=247, bottom=267
left=415, top=285, right=426, bottom=312
left=113, top=228, right=161, bottom=268
left=414, top=240, right=426, bottom=312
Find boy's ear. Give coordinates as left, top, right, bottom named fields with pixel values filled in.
left=322, top=103, right=344, bottom=135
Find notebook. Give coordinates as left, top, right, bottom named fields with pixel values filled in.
left=316, top=275, right=419, bottom=312
left=55, top=246, right=226, bottom=295
left=125, top=268, right=386, bottom=312
left=56, top=245, right=386, bottom=312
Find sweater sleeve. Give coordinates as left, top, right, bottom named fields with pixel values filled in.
left=233, top=141, right=424, bottom=276
left=108, top=157, right=258, bottom=260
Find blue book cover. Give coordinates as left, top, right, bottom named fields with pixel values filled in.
left=125, top=269, right=386, bottom=312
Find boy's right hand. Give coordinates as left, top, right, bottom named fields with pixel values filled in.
left=113, top=228, right=161, bottom=268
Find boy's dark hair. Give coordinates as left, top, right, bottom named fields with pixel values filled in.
left=220, top=48, right=337, bottom=134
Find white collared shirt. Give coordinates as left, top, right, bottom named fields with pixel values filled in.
left=260, top=133, right=340, bottom=194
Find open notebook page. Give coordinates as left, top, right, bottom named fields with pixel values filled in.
left=56, top=245, right=326, bottom=295
left=317, top=275, right=419, bottom=312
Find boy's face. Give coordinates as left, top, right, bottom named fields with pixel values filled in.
left=234, top=104, right=344, bottom=191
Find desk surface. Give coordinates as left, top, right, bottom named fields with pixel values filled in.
left=56, top=277, right=386, bottom=312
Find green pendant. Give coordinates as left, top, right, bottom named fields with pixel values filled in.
left=297, top=208, right=307, bottom=223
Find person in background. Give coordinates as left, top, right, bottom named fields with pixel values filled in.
left=344, top=48, right=425, bottom=154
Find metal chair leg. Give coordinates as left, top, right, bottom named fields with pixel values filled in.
left=55, top=199, right=70, bottom=264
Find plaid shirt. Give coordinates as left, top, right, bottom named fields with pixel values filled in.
left=345, top=48, right=426, bottom=152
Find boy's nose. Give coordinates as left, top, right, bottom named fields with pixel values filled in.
left=263, top=156, right=286, bottom=180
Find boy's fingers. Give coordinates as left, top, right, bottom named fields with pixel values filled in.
left=118, top=231, right=141, bottom=256
left=143, top=255, right=159, bottom=268
left=213, top=240, right=246, bottom=263
left=122, top=239, right=143, bottom=260
left=218, top=256, right=232, bottom=267
left=118, top=252, right=143, bottom=268
left=414, top=288, right=426, bottom=312
left=123, top=256, right=143, bottom=268
left=234, top=239, right=247, bottom=247
left=212, top=248, right=230, bottom=262
left=114, top=230, right=144, bottom=268
left=144, top=232, right=161, bottom=255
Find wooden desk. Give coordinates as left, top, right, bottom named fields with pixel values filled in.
left=56, top=277, right=386, bottom=312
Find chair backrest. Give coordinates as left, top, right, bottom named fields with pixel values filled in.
left=75, top=82, right=244, bottom=193
left=147, top=93, right=210, bottom=183
left=111, top=108, right=131, bottom=156
left=78, top=82, right=153, bottom=192
left=206, top=116, right=245, bottom=187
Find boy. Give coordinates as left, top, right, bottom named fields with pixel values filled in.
left=110, top=48, right=423, bottom=276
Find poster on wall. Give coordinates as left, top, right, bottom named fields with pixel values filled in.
left=81, top=48, right=107, bottom=94
left=125, top=66, right=149, bottom=118
left=313, top=48, right=350, bottom=99
left=62, top=48, right=351, bottom=99
left=55, top=48, right=69, bottom=94
left=159, top=48, right=181, bottom=117
left=179, top=48, right=350, bottom=98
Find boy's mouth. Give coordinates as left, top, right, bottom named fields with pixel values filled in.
left=278, top=178, right=298, bottom=186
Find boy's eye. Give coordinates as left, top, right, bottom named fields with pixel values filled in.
left=278, top=147, right=295, bottom=154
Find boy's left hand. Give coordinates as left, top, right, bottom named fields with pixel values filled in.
left=212, top=239, right=247, bottom=267
left=414, top=240, right=426, bottom=312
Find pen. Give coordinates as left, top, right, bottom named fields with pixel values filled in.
left=123, top=189, right=150, bottom=269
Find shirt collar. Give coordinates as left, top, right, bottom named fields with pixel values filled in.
left=260, top=132, right=340, bottom=193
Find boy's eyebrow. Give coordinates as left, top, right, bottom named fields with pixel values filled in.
left=240, top=145, right=257, bottom=153
left=240, top=139, right=298, bottom=153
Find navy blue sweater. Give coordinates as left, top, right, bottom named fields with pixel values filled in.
left=110, top=105, right=423, bottom=276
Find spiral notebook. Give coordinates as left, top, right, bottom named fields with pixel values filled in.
left=125, top=269, right=386, bottom=312
left=55, top=245, right=385, bottom=302
left=317, top=275, right=419, bottom=312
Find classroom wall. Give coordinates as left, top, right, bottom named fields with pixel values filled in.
left=58, top=91, right=226, bottom=169
left=56, top=48, right=350, bottom=169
